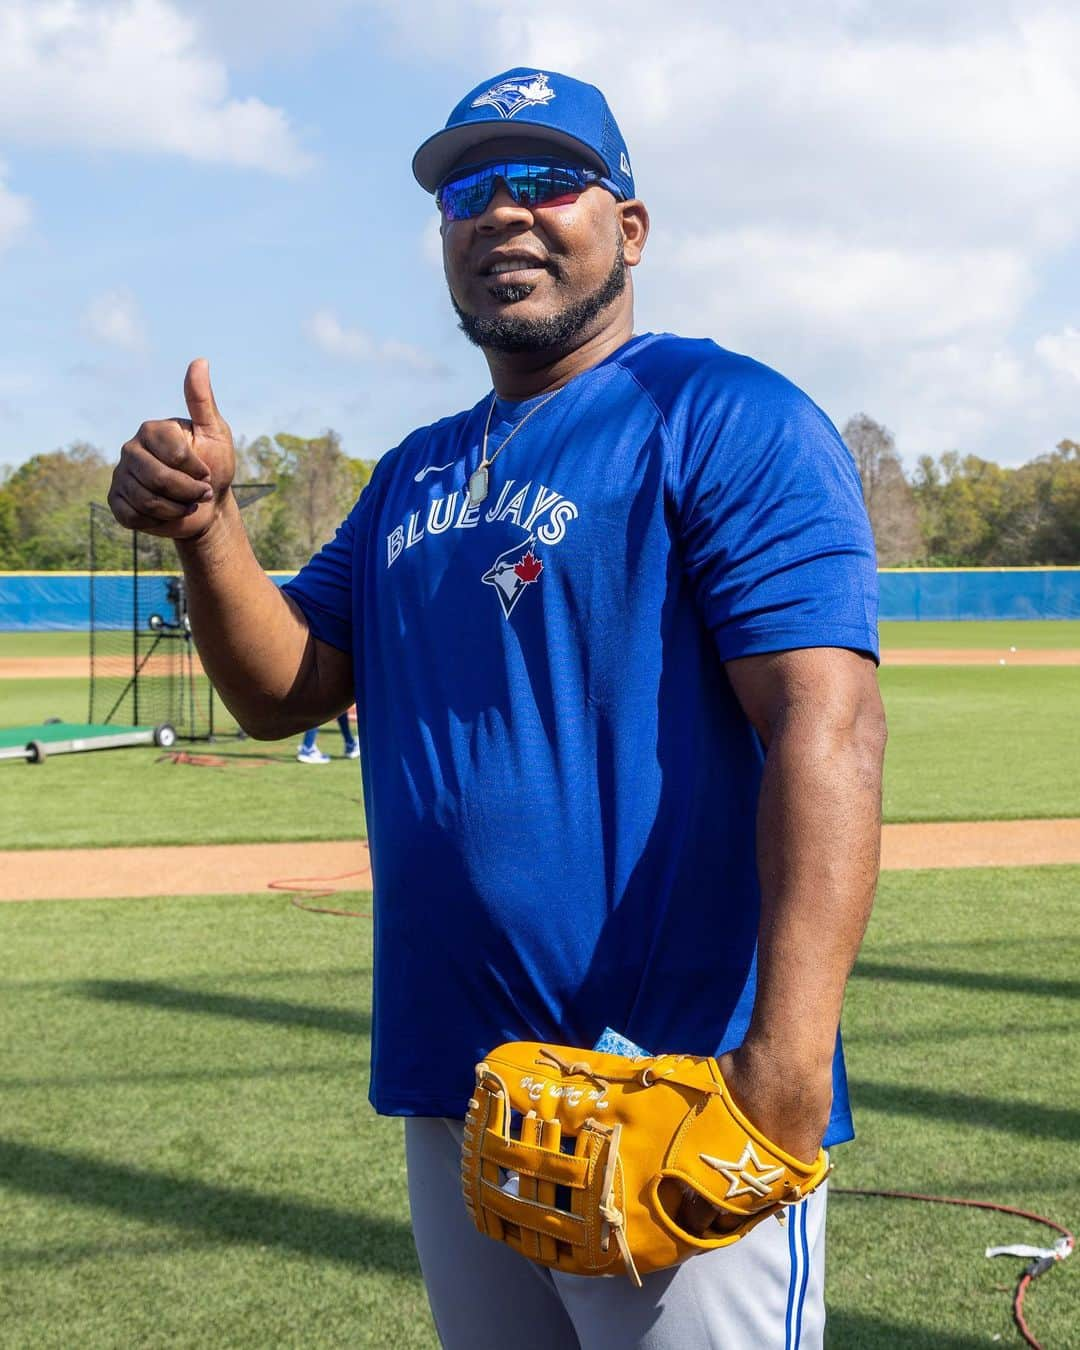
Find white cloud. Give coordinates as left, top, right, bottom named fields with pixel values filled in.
left=653, top=231, right=1031, bottom=351
left=0, top=0, right=309, bottom=173
left=82, top=289, right=147, bottom=352
left=878, top=342, right=1045, bottom=459
left=1035, top=327, right=1080, bottom=384
left=306, top=309, right=372, bottom=361
left=0, top=165, right=31, bottom=253
left=362, top=0, right=1080, bottom=464
left=305, top=309, right=448, bottom=375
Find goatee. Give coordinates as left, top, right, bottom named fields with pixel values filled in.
left=451, top=243, right=627, bottom=354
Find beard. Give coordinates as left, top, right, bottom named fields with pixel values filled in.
left=451, top=240, right=627, bottom=354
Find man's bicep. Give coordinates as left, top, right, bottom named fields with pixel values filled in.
left=278, top=591, right=355, bottom=723
left=312, top=635, right=355, bottom=719
left=725, top=646, right=882, bottom=746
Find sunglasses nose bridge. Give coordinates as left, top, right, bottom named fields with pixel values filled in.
left=472, top=177, right=536, bottom=226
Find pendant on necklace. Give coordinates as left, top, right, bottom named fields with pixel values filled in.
left=467, top=465, right=489, bottom=507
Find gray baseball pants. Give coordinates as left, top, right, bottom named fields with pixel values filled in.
left=405, top=1116, right=827, bottom=1349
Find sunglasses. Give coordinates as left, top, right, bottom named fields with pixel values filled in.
left=436, top=158, right=624, bottom=222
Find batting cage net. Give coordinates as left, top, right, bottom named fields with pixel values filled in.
left=88, top=487, right=274, bottom=739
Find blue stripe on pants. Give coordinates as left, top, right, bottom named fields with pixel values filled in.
left=785, top=1209, right=798, bottom=1348
left=794, top=1203, right=811, bottom=1346
left=785, top=1203, right=812, bottom=1349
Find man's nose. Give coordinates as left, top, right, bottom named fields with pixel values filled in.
left=474, top=182, right=534, bottom=232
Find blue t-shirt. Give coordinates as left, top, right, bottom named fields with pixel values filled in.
left=283, top=333, right=878, bottom=1144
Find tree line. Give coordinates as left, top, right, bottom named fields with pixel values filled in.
left=0, top=432, right=375, bottom=572
left=843, top=415, right=1080, bottom=567
left=0, top=418, right=1076, bottom=571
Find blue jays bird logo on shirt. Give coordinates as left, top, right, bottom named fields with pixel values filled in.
left=481, top=534, right=544, bottom=618
left=471, top=73, right=556, bottom=120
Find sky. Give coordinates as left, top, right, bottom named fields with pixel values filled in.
left=1, top=0, right=1078, bottom=474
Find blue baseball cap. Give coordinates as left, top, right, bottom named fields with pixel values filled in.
left=413, top=68, right=635, bottom=200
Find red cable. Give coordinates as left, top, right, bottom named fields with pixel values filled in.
left=1015, top=1273, right=1039, bottom=1349
left=833, top=1187, right=1074, bottom=1349
left=267, top=870, right=372, bottom=919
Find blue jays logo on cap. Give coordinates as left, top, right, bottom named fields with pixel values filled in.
left=412, top=67, right=635, bottom=202
left=472, top=73, right=556, bottom=121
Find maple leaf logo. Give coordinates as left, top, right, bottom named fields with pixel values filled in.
left=514, top=550, right=543, bottom=583
left=481, top=535, right=545, bottom=618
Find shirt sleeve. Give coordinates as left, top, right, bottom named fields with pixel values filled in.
left=673, top=367, right=880, bottom=664
left=281, top=484, right=376, bottom=655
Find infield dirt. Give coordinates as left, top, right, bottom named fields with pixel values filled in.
left=4, top=650, right=1079, bottom=680
left=3, top=819, right=1079, bottom=901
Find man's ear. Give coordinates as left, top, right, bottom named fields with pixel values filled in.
left=618, top=200, right=650, bottom=266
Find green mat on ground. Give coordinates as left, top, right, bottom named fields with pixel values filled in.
left=0, top=722, right=145, bottom=748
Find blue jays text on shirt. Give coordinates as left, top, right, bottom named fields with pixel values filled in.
left=385, top=478, right=579, bottom=618
left=385, top=479, right=578, bottom=561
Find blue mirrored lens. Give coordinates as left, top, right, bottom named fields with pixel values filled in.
left=437, top=161, right=597, bottom=221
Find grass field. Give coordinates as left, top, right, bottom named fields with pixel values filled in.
left=0, top=677, right=366, bottom=849
left=2, top=620, right=1079, bottom=659
left=882, top=666, right=1080, bottom=822
left=2, top=620, right=1078, bottom=1346
left=2, top=665, right=1078, bottom=848
left=0, top=632, right=91, bottom=659
left=1, top=867, right=1076, bottom=1347
left=878, top=619, right=1080, bottom=649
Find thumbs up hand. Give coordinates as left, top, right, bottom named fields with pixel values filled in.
left=109, top=358, right=236, bottom=539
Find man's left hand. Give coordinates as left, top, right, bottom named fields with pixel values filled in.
left=675, top=1041, right=833, bottom=1237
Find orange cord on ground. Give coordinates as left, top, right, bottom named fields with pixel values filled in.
left=268, top=870, right=371, bottom=918
left=833, top=1187, right=1074, bottom=1348
left=157, top=750, right=280, bottom=768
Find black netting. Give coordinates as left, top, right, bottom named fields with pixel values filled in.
left=88, top=504, right=217, bottom=738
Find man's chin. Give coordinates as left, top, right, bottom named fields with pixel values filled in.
left=450, top=248, right=626, bottom=355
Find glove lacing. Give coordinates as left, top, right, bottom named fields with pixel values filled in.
left=535, top=1047, right=612, bottom=1096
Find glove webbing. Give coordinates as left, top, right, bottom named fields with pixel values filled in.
left=464, top=1066, right=643, bottom=1284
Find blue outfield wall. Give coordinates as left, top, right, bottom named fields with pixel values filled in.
left=876, top=569, right=1080, bottom=621
left=1, top=568, right=1079, bottom=630
left=0, top=572, right=294, bottom=631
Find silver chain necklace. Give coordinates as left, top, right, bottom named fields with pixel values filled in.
left=467, top=387, right=565, bottom=507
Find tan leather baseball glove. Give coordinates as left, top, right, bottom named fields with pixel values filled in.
left=461, top=1041, right=830, bottom=1286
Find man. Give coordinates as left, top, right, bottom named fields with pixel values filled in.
left=109, top=68, right=886, bottom=1349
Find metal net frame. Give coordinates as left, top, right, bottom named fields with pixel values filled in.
left=87, top=488, right=274, bottom=740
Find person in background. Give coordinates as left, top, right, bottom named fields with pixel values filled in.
left=297, top=710, right=359, bottom=764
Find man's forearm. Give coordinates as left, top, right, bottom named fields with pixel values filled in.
left=747, top=690, right=886, bottom=1065
left=175, top=494, right=339, bottom=739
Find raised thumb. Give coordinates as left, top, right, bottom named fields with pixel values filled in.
left=183, top=357, right=223, bottom=432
